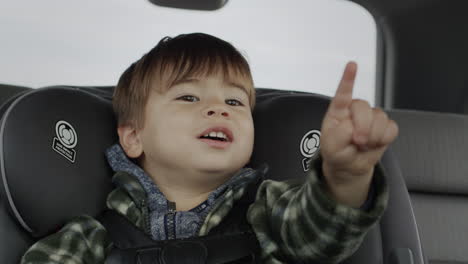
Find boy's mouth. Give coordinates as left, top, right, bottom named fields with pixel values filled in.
left=198, top=127, right=233, bottom=142
left=200, top=131, right=229, bottom=142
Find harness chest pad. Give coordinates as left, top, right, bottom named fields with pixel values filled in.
left=0, top=87, right=116, bottom=238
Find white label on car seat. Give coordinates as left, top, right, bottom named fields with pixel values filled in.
left=300, top=130, right=320, bottom=172
left=52, top=120, right=77, bottom=163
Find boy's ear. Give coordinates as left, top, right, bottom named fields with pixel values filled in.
left=117, top=125, right=143, bottom=158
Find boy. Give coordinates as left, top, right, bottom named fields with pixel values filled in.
left=21, top=33, right=398, bottom=263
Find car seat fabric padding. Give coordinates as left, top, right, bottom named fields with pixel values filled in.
left=389, top=110, right=468, bottom=195
left=0, top=84, right=31, bottom=106
left=250, top=91, right=330, bottom=180
left=0, top=198, right=33, bottom=263
left=389, top=109, right=468, bottom=264
left=0, top=87, right=116, bottom=237
left=379, top=149, right=426, bottom=264
left=412, top=193, right=468, bottom=263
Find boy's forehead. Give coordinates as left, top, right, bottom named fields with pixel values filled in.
left=168, top=74, right=252, bottom=95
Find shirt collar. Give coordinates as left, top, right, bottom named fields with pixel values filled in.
left=105, top=143, right=267, bottom=208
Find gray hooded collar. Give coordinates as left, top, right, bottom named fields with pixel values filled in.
left=105, top=143, right=266, bottom=240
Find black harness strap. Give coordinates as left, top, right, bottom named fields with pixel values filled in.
left=100, top=210, right=259, bottom=264
left=100, top=166, right=267, bottom=264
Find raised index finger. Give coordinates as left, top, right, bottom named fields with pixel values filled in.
left=327, top=62, right=357, bottom=118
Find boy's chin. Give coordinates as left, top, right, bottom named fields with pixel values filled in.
left=198, top=166, right=238, bottom=176
left=196, top=164, right=243, bottom=178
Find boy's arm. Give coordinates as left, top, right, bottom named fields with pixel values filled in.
left=247, top=62, right=398, bottom=263
left=320, top=62, right=398, bottom=208
left=21, top=215, right=111, bottom=264
left=248, top=159, right=387, bottom=263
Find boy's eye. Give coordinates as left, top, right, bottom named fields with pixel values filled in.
left=226, top=99, right=244, bottom=106
left=177, top=95, right=199, bottom=102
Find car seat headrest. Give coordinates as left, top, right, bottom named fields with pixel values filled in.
left=0, top=87, right=116, bottom=238
left=388, top=109, right=468, bottom=195
left=250, top=90, right=330, bottom=180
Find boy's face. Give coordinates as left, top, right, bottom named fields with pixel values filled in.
left=122, top=72, right=254, bottom=185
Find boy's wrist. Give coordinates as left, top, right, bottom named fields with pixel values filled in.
left=322, top=161, right=374, bottom=208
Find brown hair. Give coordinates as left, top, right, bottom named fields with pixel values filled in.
left=113, top=33, right=255, bottom=129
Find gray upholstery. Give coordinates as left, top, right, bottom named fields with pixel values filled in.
left=0, top=87, right=116, bottom=262
left=388, top=109, right=468, bottom=264
left=0, top=84, right=34, bottom=262
left=0, top=199, right=33, bottom=263
left=412, top=194, right=468, bottom=263
left=389, top=110, right=468, bottom=194
left=379, top=150, right=426, bottom=264
left=0, top=84, right=31, bottom=105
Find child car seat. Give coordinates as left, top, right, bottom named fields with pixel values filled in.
left=0, top=85, right=425, bottom=263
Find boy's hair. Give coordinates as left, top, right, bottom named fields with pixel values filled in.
left=113, top=33, right=255, bottom=129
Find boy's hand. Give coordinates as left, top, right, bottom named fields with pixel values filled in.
left=320, top=62, right=398, bottom=208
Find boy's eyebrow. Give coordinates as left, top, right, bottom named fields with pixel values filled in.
left=225, top=81, right=250, bottom=96
left=171, top=78, right=199, bottom=86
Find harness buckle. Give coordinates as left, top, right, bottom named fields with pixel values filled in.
left=136, top=240, right=208, bottom=264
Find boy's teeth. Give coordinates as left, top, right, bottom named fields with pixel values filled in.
left=203, top=131, right=228, bottom=140
left=216, top=132, right=225, bottom=139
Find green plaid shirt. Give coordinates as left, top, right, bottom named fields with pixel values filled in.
left=21, top=162, right=387, bottom=264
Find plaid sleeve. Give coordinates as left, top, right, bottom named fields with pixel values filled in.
left=21, top=215, right=111, bottom=264
left=247, top=159, right=388, bottom=264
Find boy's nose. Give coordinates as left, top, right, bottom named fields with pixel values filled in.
left=205, top=107, right=229, bottom=118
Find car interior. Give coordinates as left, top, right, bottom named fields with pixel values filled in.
left=1, top=0, right=467, bottom=263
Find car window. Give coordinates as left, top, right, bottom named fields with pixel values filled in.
left=0, top=0, right=376, bottom=104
